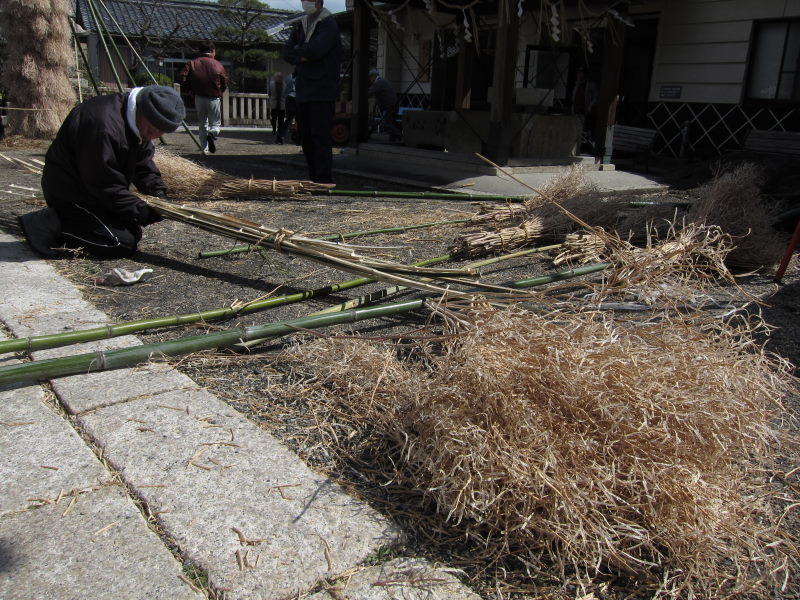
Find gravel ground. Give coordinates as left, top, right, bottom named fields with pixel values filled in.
left=1, top=131, right=798, bottom=598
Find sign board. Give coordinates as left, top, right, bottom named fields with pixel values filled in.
left=659, top=85, right=683, bottom=99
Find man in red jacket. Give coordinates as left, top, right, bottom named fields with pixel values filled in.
left=179, top=42, right=228, bottom=155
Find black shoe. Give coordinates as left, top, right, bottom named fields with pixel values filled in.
left=207, top=133, right=217, bottom=154
left=276, top=137, right=284, bottom=145
left=18, top=208, right=64, bottom=258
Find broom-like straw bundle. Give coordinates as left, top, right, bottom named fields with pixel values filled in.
left=470, top=164, right=591, bottom=225
left=688, top=162, right=785, bottom=269
left=153, top=148, right=334, bottom=201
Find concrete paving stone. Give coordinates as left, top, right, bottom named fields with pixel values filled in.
left=0, top=233, right=86, bottom=311
left=52, top=361, right=199, bottom=414
left=305, top=558, right=482, bottom=600
left=0, top=484, right=200, bottom=600
left=78, top=388, right=401, bottom=600
left=0, top=359, right=109, bottom=516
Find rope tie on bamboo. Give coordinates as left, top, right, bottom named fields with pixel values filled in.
left=92, top=351, right=106, bottom=372
left=272, top=228, right=296, bottom=253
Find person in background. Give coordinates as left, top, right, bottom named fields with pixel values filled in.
left=19, top=85, right=185, bottom=258
left=282, top=0, right=342, bottom=184
left=277, top=70, right=297, bottom=145
left=367, top=68, right=401, bottom=142
left=179, top=42, right=228, bottom=155
left=269, top=71, right=286, bottom=143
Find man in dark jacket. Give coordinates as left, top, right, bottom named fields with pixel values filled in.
left=179, top=42, right=228, bottom=155
left=20, top=85, right=185, bottom=259
left=282, top=0, right=341, bottom=184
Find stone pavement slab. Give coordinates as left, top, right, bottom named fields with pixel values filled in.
left=0, top=485, right=199, bottom=600
left=0, top=348, right=108, bottom=515
left=78, top=388, right=399, bottom=600
left=306, top=558, right=482, bottom=600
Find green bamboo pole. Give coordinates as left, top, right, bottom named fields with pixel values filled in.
left=69, top=19, right=101, bottom=95
left=316, top=189, right=528, bottom=202
left=198, top=218, right=471, bottom=259
left=85, top=0, right=124, bottom=91
left=0, top=244, right=561, bottom=356
left=0, top=263, right=610, bottom=386
left=0, top=301, right=425, bottom=386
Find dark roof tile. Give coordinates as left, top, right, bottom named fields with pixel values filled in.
left=75, top=0, right=299, bottom=42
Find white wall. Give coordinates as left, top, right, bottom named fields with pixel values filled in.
left=643, top=0, right=800, bottom=103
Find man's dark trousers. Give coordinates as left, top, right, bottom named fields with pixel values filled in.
left=296, top=100, right=334, bottom=183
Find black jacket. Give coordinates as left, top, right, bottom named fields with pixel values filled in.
left=282, top=10, right=342, bottom=103
left=41, top=92, right=165, bottom=226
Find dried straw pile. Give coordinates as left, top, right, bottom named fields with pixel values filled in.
left=688, top=162, right=785, bottom=269
left=285, top=306, right=796, bottom=596
left=153, top=149, right=332, bottom=201
left=0, top=0, right=76, bottom=138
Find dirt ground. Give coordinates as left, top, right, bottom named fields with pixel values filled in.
left=1, top=131, right=799, bottom=598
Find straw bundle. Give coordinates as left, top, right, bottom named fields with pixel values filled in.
left=449, top=218, right=544, bottom=257
left=552, top=221, right=736, bottom=307
left=0, top=0, right=76, bottom=138
left=285, top=305, right=796, bottom=596
left=153, top=149, right=332, bottom=201
left=471, top=165, right=592, bottom=225
left=688, top=162, right=785, bottom=269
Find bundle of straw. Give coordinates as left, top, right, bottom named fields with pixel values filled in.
left=285, top=305, right=795, bottom=596
left=688, top=162, right=785, bottom=269
left=552, top=230, right=607, bottom=266
left=471, top=165, right=591, bottom=225
left=449, top=218, right=543, bottom=257
left=154, top=149, right=333, bottom=201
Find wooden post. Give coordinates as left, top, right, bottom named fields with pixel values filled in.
left=486, top=0, right=518, bottom=165
left=593, top=11, right=626, bottom=162
left=350, top=0, right=370, bottom=146
left=454, top=43, right=473, bottom=110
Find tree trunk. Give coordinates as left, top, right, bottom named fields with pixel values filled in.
left=0, top=0, right=76, bottom=138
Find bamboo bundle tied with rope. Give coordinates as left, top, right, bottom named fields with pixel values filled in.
left=154, top=149, right=333, bottom=201
left=143, top=195, right=536, bottom=301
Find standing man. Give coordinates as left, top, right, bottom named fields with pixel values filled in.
left=367, top=68, right=402, bottom=142
left=19, top=85, right=185, bottom=258
left=179, top=42, right=228, bottom=155
left=269, top=72, right=286, bottom=143
left=282, top=0, right=341, bottom=184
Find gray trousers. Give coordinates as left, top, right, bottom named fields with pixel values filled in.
left=195, top=95, right=222, bottom=151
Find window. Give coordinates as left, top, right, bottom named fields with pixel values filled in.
left=746, top=19, right=800, bottom=101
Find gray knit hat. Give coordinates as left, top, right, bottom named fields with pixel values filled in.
left=137, top=85, right=185, bottom=133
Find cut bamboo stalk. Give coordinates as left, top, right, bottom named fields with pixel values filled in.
left=0, top=263, right=609, bottom=386
left=317, top=189, right=528, bottom=201
left=198, top=218, right=471, bottom=259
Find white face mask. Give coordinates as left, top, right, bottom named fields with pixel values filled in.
left=302, top=1, right=317, bottom=14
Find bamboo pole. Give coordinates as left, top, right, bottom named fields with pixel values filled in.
left=0, top=263, right=609, bottom=386
left=317, top=189, right=528, bottom=202
left=198, top=218, right=471, bottom=259
left=0, top=244, right=562, bottom=356
left=84, top=0, right=124, bottom=91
